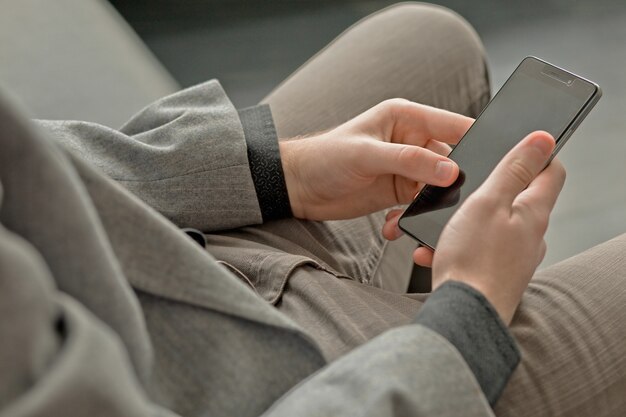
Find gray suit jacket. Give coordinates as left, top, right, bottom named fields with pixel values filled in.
left=0, top=81, right=493, bottom=417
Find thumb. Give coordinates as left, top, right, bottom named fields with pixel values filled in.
left=363, top=141, right=459, bottom=187
left=479, top=131, right=555, bottom=205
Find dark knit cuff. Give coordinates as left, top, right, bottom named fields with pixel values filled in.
left=238, top=104, right=292, bottom=221
left=414, top=280, right=521, bottom=406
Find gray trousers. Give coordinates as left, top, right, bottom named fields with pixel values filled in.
left=205, top=4, right=626, bottom=416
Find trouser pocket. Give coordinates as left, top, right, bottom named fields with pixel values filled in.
left=206, top=234, right=352, bottom=305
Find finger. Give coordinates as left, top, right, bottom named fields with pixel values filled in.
left=385, top=208, right=403, bottom=221
left=480, top=131, right=555, bottom=206
left=388, top=100, right=475, bottom=145
left=364, top=141, right=459, bottom=187
left=425, top=139, right=452, bottom=157
left=516, top=157, right=566, bottom=220
left=413, top=246, right=434, bottom=268
left=382, top=210, right=404, bottom=241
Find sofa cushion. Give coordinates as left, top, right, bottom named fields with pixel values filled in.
left=0, top=0, right=179, bottom=127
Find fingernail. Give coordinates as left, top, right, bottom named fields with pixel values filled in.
left=435, top=161, right=455, bottom=181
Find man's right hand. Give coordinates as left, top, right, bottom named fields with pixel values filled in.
left=384, top=131, right=566, bottom=325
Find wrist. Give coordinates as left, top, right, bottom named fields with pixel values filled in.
left=279, top=140, right=306, bottom=219
left=466, top=282, right=515, bottom=325
left=434, top=276, right=516, bottom=325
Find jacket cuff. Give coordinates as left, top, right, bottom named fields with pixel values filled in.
left=414, top=280, right=520, bottom=406
left=238, top=105, right=292, bottom=221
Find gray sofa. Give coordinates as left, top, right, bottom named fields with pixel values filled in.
left=0, top=0, right=178, bottom=127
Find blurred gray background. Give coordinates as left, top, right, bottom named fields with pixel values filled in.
left=108, top=0, right=626, bottom=267
left=2, top=0, right=625, bottom=268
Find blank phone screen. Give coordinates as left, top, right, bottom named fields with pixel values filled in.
left=399, top=57, right=598, bottom=249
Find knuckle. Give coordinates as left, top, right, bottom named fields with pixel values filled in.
left=396, top=145, right=423, bottom=166
left=508, top=158, right=536, bottom=187
left=387, top=97, right=411, bottom=108
left=467, top=190, right=499, bottom=210
left=380, top=98, right=412, bottom=116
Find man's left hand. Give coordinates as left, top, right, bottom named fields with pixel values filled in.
left=279, top=99, right=473, bottom=221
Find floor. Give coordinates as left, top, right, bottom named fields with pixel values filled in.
left=112, top=0, right=626, bottom=267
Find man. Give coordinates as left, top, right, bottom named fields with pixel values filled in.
left=0, top=3, right=623, bottom=417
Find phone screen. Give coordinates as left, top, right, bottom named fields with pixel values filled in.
left=399, top=57, right=599, bottom=249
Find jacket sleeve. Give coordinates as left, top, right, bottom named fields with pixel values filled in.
left=414, top=281, right=520, bottom=406
left=35, top=80, right=290, bottom=232
left=262, top=324, right=495, bottom=417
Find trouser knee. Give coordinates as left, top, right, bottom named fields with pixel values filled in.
left=364, top=2, right=491, bottom=116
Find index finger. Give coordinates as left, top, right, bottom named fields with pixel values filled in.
left=391, top=101, right=475, bottom=145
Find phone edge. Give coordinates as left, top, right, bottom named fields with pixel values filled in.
left=398, top=57, right=602, bottom=250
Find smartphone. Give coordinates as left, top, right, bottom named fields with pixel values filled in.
left=398, top=56, right=602, bottom=250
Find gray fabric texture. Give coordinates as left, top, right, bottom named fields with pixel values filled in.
left=38, top=80, right=263, bottom=232
left=0, top=80, right=494, bottom=417
left=261, top=3, right=490, bottom=138
left=415, top=281, right=521, bottom=405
